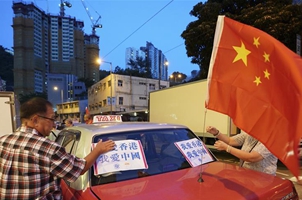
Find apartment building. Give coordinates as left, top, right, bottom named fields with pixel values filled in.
left=88, top=74, right=169, bottom=115
left=126, top=42, right=169, bottom=81
left=125, top=47, right=146, bottom=69
left=47, top=73, right=86, bottom=110
left=56, top=99, right=88, bottom=123
left=12, top=1, right=99, bottom=97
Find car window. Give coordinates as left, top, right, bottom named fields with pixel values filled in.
left=91, top=128, right=216, bottom=186
left=55, top=130, right=81, bottom=155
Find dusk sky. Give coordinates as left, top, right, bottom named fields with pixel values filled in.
left=1, top=0, right=203, bottom=76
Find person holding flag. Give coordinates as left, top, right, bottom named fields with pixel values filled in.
left=206, top=126, right=277, bottom=175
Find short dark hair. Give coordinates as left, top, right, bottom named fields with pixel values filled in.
left=20, top=97, right=53, bottom=120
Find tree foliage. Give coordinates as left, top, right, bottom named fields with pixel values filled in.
left=169, top=71, right=187, bottom=82
left=0, top=45, right=14, bottom=90
left=113, top=56, right=152, bottom=78
left=78, top=77, right=95, bottom=90
left=181, top=0, right=302, bottom=79
left=99, top=69, right=110, bottom=80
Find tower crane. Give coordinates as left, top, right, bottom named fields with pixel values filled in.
left=59, top=0, right=72, bottom=17
left=81, top=0, right=102, bottom=35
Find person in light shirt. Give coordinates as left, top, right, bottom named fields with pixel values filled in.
left=206, top=126, right=277, bottom=175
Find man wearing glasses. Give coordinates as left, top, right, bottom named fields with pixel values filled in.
left=0, top=97, right=115, bottom=200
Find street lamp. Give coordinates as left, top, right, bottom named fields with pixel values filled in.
left=159, top=61, right=169, bottom=90
left=177, top=74, right=181, bottom=81
left=54, top=86, right=64, bottom=122
left=100, top=59, right=113, bottom=114
left=170, top=74, right=182, bottom=83
left=164, top=61, right=169, bottom=67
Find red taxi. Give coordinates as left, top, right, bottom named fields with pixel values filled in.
left=56, top=119, right=299, bottom=200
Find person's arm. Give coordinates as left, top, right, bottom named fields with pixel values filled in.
left=206, top=126, right=240, bottom=146
left=214, top=140, right=264, bottom=162
left=228, top=146, right=264, bottom=162
left=207, top=126, right=264, bottom=162
left=81, top=140, right=115, bottom=175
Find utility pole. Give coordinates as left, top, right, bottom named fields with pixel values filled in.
left=100, top=60, right=113, bottom=114
left=110, top=62, right=113, bottom=114
left=61, top=89, right=64, bottom=121
left=297, top=34, right=301, bottom=56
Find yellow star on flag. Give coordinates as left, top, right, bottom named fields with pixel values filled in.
left=263, top=52, right=270, bottom=62
left=233, top=42, right=251, bottom=66
left=263, top=69, right=270, bottom=79
left=253, top=76, right=262, bottom=86
left=253, top=37, right=260, bottom=48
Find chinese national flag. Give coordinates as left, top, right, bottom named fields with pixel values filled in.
left=206, top=16, right=302, bottom=177
left=85, top=106, right=90, bottom=115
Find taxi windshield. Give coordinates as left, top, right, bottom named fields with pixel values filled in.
left=91, top=128, right=216, bottom=186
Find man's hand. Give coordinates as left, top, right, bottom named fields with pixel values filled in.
left=95, top=140, right=116, bottom=154
left=82, top=140, right=116, bottom=175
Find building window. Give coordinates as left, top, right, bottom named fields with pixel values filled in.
left=108, top=80, right=111, bottom=87
left=119, top=97, right=123, bottom=105
left=139, top=97, right=147, bottom=100
left=118, top=80, right=123, bottom=87
left=103, top=99, right=107, bottom=106
left=103, top=83, right=106, bottom=90
left=139, top=82, right=146, bottom=85
left=149, top=83, right=155, bottom=90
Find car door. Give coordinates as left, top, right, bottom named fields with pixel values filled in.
left=55, top=130, right=82, bottom=199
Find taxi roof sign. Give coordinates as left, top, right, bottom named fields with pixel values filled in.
left=93, top=115, right=123, bottom=123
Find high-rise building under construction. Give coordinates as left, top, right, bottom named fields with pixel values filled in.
left=12, top=1, right=100, bottom=97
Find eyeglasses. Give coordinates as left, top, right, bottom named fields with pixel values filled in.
left=38, top=115, right=56, bottom=122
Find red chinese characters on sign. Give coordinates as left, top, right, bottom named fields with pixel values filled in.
left=93, top=115, right=123, bottom=123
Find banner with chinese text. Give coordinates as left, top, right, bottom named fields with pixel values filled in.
left=175, top=138, right=214, bottom=167
left=93, top=140, right=148, bottom=175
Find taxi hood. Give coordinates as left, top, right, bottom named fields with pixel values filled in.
left=90, top=162, right=296, bottom=200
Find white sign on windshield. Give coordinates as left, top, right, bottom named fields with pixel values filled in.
left=174, top=138, right=214, bottom=167
left=92, top=140, right=148, bottom=175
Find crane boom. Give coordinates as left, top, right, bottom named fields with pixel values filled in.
left=81, top=0, right=102, bottom=35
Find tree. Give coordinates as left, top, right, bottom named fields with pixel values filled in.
left=169, top=71, right=187, bottom=83
left=78, top=77, right=95, bottom=90
left=127, top=56, right=152, bottom=78
left=113, top=66, right=128, bottom=76
left=110, top=56, right=153, bottom=78
left=0, top=45, right=14, bottom=91
left=181, top=0, right=302, bottom=79
left=99, top=69, right=110, bottom=80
